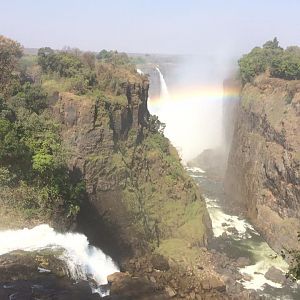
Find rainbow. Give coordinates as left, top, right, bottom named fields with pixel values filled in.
left=148, top=85, right=240, bottom=108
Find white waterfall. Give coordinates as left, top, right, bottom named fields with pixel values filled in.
left=156, top=66, right=170, bottom=100
left=0, top=224, right=119, bottom=295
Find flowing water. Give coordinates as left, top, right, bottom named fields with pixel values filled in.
left=149, top=67, right=300, bottom=299
left=186, top=167, right=300, bottom=299
left=0, top=224, right=119, bottom=297
left=155, top=67, right=170, bottom=100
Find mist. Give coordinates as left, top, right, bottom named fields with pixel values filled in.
left=1, top=0, right=300, bottom=162
left=148, top=54, right=237, bottom=162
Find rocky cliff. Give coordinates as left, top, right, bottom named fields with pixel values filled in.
left=225, top=74, right=300, bottom=253
left=53, top=77, right=211, bottom=262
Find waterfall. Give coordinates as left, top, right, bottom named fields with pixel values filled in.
left=156, top=67, right=170, bottom=100
left=136, top=68, right=143, bottom=75
left=0, top=224, right=119, bottom=296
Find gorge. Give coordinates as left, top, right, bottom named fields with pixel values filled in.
left=0, top=35, right=299, bottom=300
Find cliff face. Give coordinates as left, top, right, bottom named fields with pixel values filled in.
left=222, top=78, right=241, bottom=156
left=225, top=74, right=300, bottom=252
left=53, top=79, right=211, bottom=262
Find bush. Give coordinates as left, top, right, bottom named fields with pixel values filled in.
left=270, top=51, right=300, bottom=80
left=239, top=38, right=283, bottom=83
left=238, top=38, right=300, bottom=83
left=12, top=82, right=47, bottom=114
left=0, top=35, right=23, bottom=95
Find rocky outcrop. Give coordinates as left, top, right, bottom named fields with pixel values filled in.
left=222, top=77, right=241, bottom=156
left=225, top=74, right=300, bottom=253
left=0, top=250, right=100, bottom=300
left=53, top=77, right=211, bottom=263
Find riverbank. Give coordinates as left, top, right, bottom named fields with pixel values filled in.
left=187, top=166, right=300, bottom=299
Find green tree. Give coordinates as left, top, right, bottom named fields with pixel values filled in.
left=12, top=82, right=47, bottom=114
left=0, top=35, right=23, bottom=97
left=37, top=47, right=55, bottom=72
left=263, top=37, right=281, bottom=50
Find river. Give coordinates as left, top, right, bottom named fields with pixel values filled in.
left=186, top=166, right=300, bottom=300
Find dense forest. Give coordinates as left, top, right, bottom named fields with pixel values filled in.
left=239, top=37, right=300, bottom=83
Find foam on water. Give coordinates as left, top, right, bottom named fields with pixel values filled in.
left=187, top=167, right=293, bottom=293
left=185, top=166, right=206, bottom=174
left=238, top=240, right=289, bottom=290
left=0, top=224, right=119, bottom=287
left=206, top=197, right=257, bottom=239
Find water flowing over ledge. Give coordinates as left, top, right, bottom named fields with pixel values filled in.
left=0, top=224, right=119, bottom=294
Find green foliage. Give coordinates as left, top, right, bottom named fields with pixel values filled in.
left=149, top=115, right=166, bottom=134
left=270, top=50, right=300, bottom=80
left=0, top=35, right=23, bottom=96
left=263, top=37, right=281, bottom=49
left=0, top=43, right=85, bottom=220
left=38, top=47, right=84, bottom=77
left=238, top=37, right=300, bottom=83
left=0, top=167, right=13, bottom=186
left=144, top=132, right=169, bottom=155
left=96, top=49, right=131, bottom=65
left=238, top=38, right=283, bottom=83
left=286, top=233, right=300, bottom=280
left=38, top=47, right=139, bottom=98
left=12, top=82, right=47, bottom=113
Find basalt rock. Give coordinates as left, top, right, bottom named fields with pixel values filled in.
left=224, top=74, right=300, bottom=253
left=0, top=250, right=99, bottom=300
left=53, top=77, right=211, bottom=264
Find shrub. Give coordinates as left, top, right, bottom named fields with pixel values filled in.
left=238, top=38, right=300, bottom=83
left=0, top=35, right=23, bottom=96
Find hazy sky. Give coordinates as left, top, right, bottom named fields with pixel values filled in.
left=1, top=0, right=300, bottom=56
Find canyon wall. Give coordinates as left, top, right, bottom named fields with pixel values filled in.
left=53, top=77, right=212, bottom=262
left=224, top=74, right=300, bottom=252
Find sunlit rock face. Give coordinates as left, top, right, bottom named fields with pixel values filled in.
left=224, top=75, right=300, bottom=252
left=53, top=77, right=211, bottom=263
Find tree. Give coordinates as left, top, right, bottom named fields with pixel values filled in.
left=263, top=37, right=281, bottom=49
left=81, top=51, right=96, bottom=69
left=37, top=47, right=55, bottom=72
left=12, top=82, right=47, bottom=114
left=0, top=35, right=23, bottom=97
left=270, top=50, right=300, bottom=80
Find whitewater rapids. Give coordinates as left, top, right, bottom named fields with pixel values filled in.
left=0, top=224, right=119, bottom=289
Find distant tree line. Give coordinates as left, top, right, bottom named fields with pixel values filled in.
left=37, top=47, right=140, bottom=96
left=239, top=37, right=300, bottom=83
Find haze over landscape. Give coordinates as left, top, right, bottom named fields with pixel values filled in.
left=0, top=1, right=299, bottom=299
left=3, top=0, right=300, bottom=160
left=1, top=0, right=300, bottom=55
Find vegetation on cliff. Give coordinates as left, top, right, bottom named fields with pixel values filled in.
left=239, top=37, right=300, bottom=83
left=234, top=40, right=300, bottom=280
left=0, top=36, right=85, bottom=226
left=0, top=35, right=209, bottom=264
left=0, top=35, right=146, bottom=227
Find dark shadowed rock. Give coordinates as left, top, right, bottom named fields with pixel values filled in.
left=151, top=254, right=170, bottom=271
left=0, top=250, right=100, bottom=300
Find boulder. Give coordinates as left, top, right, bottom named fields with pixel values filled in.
left=151, top=254, right=170, bottom=271
left=264, top=266, right=287, bottom=284
left=165, top=286, right=177, bottom=297
left=107, top=272, right=129, bottom=284
left=236, top=257, right=251, bottom=267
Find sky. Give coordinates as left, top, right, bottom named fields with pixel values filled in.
left=1, top=0, right=300, bottom=160
left=1, top=0, right=300, bottom=56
